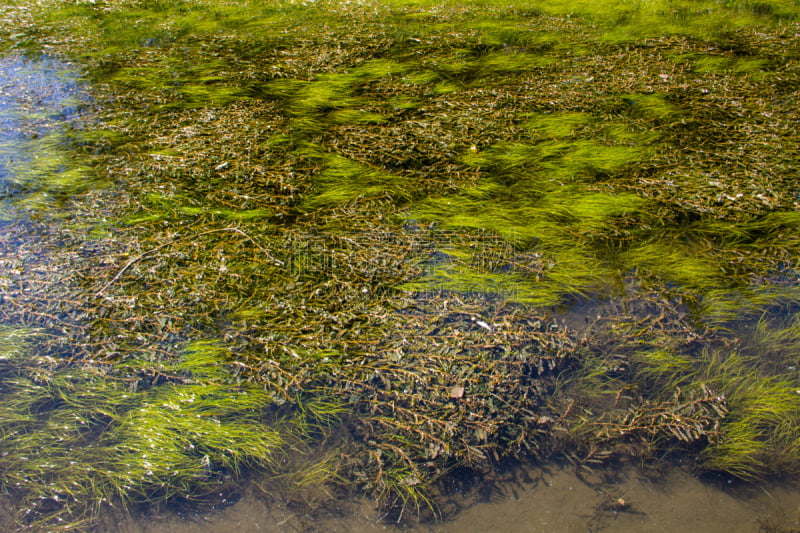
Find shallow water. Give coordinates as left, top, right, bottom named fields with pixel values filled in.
left=114, top=462, right=800, bottom=533
left=1, top=1, right=800, bottom=531
left=0, top=53, right=91, bottom=209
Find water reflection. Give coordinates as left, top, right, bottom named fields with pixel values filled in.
left=0, top=54, right=91, bottom=211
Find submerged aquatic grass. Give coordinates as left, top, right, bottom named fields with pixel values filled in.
left=1, top=0, right=799, bottom=529
left=0, top=54, right=102, bottom=209
left=0, top=337, right=346, bottom=529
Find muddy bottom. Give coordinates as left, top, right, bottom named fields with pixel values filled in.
left=115, top=462, right=800, bottom=533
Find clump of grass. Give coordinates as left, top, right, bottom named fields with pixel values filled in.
left=0, top=339, right=328, bottom=530
left=524, top=112, right=591, bottom=138
left=0, top=54, right=104, bottom=209
left=696, top=349, right=800, bottom=479
left=303, top=154, right=415, bottom=209
left=558, top=300, right=800, bottom=480
left=620, top=93, right=680, bottom=122
left=621, top=241, right=721, bottom=289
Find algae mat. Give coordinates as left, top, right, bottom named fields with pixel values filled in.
left=0, top=0, right=799, bottom=530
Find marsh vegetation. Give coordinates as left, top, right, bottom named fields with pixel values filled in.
left=0, top=0, right=799, bottom=530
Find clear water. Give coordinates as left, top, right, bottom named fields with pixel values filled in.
left=112, top=462, right=800, bottom=532
left=1, top=2, right=799, bottom=531
left=0, top=54, right=90, bottom=207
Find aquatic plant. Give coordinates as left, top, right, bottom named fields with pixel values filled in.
left=0, top=0, right=799, bottom=530
left=0, top=337, right=322, bottom=529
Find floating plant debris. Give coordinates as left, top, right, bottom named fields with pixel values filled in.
left=0, top=0, right=799, bottom=530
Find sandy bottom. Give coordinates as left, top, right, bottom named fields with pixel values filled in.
left=114, top=461, right=800, bottom=533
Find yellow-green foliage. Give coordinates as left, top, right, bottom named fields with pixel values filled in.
left=631, top=348, right=697, bottom=389
left=0, top=56, right=103, bottom=207
left=524, top=112, right=591, bottom=138
left=0, top=325, right=43, bottom=362
left=622, top=241, right=721, bottom=288
left=0, top=340, right=313, bottom=524
left=697, top=350, right=800, bottom=479
left=621, top=93, right=680, bottom=121
left=304, top=154, right=414, bottom=209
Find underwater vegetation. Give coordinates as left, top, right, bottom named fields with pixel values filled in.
left=0, top=54, right=102, bottom=214
left=0, top=0, right=799, bottom=530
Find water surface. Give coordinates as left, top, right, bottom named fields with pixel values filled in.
left=0, top=1, right=799, bottom=531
